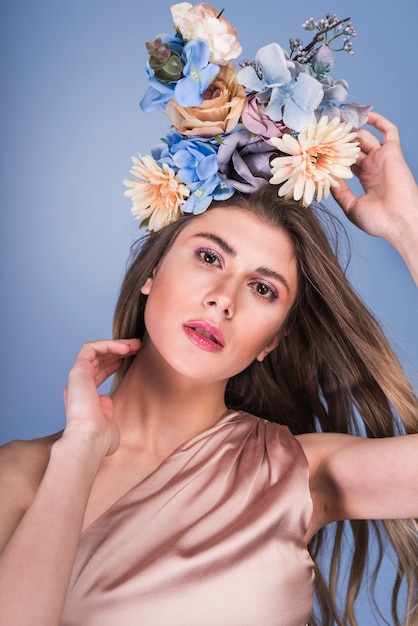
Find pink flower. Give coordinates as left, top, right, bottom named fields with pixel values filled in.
left=170, top=2, right=242, bottom=64
left=241, top=94, right=287, bottom=141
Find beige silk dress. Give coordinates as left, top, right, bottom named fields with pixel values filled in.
left=61, top=410, right=315, bottom=625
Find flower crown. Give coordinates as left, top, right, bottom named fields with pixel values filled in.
left=124, top=2, right=371, bottom=232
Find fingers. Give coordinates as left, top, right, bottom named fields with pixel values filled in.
left=64, top=356, right=121, bottom=407
left=61, top=340, right=138, bottom=457
left=366, top=111, right=400, bottom=143
left=75, top=339, right=141, bottom=366
left=76, top=339, right=139, bottom=369
left=331, top=180, right=356, bottom=219
left=355, top=112, right=400, bottom=160
left=90, top=354, right=127, bottom=388
left=65, top=339, right=140, bottom=409
left=356, top=128, right=381, bottom=155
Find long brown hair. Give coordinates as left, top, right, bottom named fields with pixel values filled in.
left=113, top=185, right=418, bottom=625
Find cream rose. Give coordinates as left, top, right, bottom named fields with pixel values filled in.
left=170, top=2, right=242, bottom=64
left=166, top=62, right=245, bottom=137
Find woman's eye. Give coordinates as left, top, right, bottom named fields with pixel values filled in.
left=196, top=248, right=221, bottom=266
left=257, top=283, right=269, bottom=295
left=251, top=281, right=278, bottom=300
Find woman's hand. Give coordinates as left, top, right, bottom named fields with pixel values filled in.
left=332, top=111, right=418, bottom=283
left=63, top=339, right=141, bottom=457
left=0, top=339, right=139, bottom=626
left=332, top=111, right=418, bottom=241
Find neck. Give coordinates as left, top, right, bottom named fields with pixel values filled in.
left=111, top=343, right=228, bottom=458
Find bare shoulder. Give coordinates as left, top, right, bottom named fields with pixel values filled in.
left=0, top=431, right=63, bottom=511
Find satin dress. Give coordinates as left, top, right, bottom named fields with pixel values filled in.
left=61, top=410, right=314, bottom=625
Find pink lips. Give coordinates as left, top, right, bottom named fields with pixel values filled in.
left=184, top=320, right=225, bottom=353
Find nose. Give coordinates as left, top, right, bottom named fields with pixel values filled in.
left=203, top=276, right=236, bottom=318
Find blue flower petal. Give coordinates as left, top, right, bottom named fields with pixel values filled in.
left=199, top=62, right=220, bottom=88
left=179, top=167, right=199, bottom=184
left=291, top=73, right=323, bottom=111
left=237, top=66, right=265, bottom=93
left=140, top=85, right=172, bottom=112
left=282, top=98, right=315, bottom=132
left=196, top=153, right=219, bottom=180
left=254, top=88, right=273, bottom=106
left=212, top=183, right=235, bottom=200
left=264, top=86, right=285, bottom=121
left=255, top=43, right=291, bottom=86
left=139, top=72, right=176, bottom=112
left=339, top=103, right=373, bottom=127
left=181, top=195, right=197, bottom=214
left=183, top=39, right=211, bottom=72
left=182, top=192, right=212, bottom=215
left=172, top=149, right=197, bottom=169
left=173, top=40, right=219, bottom=107
left=193, top=141, right=217, bottom=156
left=192, top=193, right=213, bottom=214
left=174, top=77, right=203, bottom=106
left=318, top=102, right=340, bottom=120
left=150, top=142, right=167, bottom=161
left=323, top=79, right=348, bottom=104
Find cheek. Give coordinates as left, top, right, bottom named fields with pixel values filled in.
left=249, top=314, right=285, bottom=351
left=142, top=269, right=173, bottom=302
left=142, top=273, right=184, bottom=332
left=143, top=282, right=165, bottom=321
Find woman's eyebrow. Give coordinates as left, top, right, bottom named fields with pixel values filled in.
left=255, top=266, right=290, bottom=294
left=193, top=232, right=237, bottom=257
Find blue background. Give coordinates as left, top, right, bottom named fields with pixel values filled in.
left=1, top=0, right=417, bottom=623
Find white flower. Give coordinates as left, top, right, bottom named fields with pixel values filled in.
left=170, top=2, right=242, bottom=64
left=123, top=155, right=190, bottom=231
left=269, top=116, right=360, bottom=206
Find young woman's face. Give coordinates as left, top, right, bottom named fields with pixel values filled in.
left=141, top=206, right=298, bottom=383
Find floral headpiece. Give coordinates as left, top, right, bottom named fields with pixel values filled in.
left=124, top=3, right=371, bottom=231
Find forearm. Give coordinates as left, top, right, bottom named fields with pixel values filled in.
left=0, top=436, right=104, bottom=626
left=390, top=212, right=418, bottom=287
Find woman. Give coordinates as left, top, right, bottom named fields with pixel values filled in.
left=0, top=110, right=417, bottom=626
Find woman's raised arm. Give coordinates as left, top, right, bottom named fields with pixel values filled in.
left=332, top=111, right=418, bottom=285
left=0, top=339, right=140, bottom=626
left=298, top=431, right=418, bottom=537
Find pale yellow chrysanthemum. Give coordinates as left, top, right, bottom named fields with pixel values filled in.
left=123, top=154, right=190, bottom=231
left=269, top=116, right=360, bottom=206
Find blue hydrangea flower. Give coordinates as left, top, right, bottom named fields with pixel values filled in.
left=306, top=44, right=371, bottom=127
left=152, top=132, right=234, bottom=214
left=238, top=42, right=323, bottom=132
left=174, top=40, right=220, bottom=107
left=318, top=74, right=372, bottom=127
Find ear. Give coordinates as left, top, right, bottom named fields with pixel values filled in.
left=255, top=334, right=281, bottom=362
left=140, top=276, right=153, bottom=296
